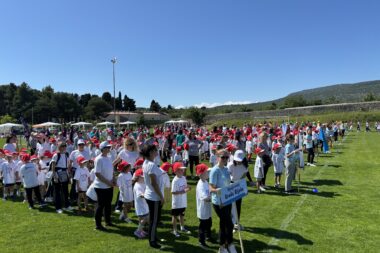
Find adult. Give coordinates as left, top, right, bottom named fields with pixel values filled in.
left=36, top=134, right=50, bottom=157
left=93, top=141, right=115, bottom=231
left=3, top=135, right=17, bottom=153
left=258, top=132, right=272, bottom=188
left=186, top=131, right=203, bottom=179
left=68, top=139, right=91, bottom=202
left=176, top=129, right=185, bottom=147
left=141, top=144, right=164, bottom=249
left=73, top=131, right=85, bottom=149
left=51, top=141, right=72, bottom=213
left=209, top=149, right=237, bottom=253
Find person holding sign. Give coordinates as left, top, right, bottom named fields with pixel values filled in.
left=209, top=149, right=237, bottom=253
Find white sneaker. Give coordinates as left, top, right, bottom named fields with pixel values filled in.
left=218, top=246, right=228, bottom=253
left=57, top=209, right=63, bottom=214
left=310, top=163, right=316, bottom=167
left=124, top=217, right=133, bottom=223
left=228, top=243, right=238, bottom=253
left=63, top=206, right=74, bottom=211
left=115, top=209, right=121, bottom=214
left=259, top=186, right=266, bottom=192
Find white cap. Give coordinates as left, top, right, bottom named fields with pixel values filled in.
left=99, top=141, right=111, bottom=150
left=233, top=150, right=245, bottom=162
left=77, top=139, right=85, bottom=145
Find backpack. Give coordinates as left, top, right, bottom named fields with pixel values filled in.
left=49, top=152, right=69, bottom=183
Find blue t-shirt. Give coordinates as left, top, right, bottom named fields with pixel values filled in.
left=209, top=165, right=231, bottom=205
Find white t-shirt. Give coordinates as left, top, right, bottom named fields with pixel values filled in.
left=245, top=141, right=253, bottom=154
left=254, top=156, right=264, bottom=179
left=37, top=142, right=51, bottom=157
left=89, top=168, right=96, bottom=183
left=74, top=167, right=90, bottom=191
left=51, top=153, right=69, bottom=169
left=272, top=153, right=285, bottom=174
left=70, top=149, right=91, bottom=169
left=171, top=153, right=182, bottom=163
left=196, top=179, right=212, bottom=219
left=117, top=172, right=133, bottom=202
left=37, top=164, right=46, bottom=185
left=20, top=163, right=39, bottom=188
left=209, top=153, right=217, bottom=167
left=171, top=176, right=188, bottom=209
left=14, top=160, right=23, bottom=183
left=1, top=161, right=16, bottom=184
left=3, top=143, right=16, bottom=153
left=93, top=155, right=113, bottom=189
left=118, top=150, right=139, bottom=167
left=143, top=160, right=162, bottom=201
left=133, top=181, right=149, bottom=216
left=227, top=162, right=248, bottom=182
left=159, top=169, right=171, bottom=196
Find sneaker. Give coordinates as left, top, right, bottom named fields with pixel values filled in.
left=310, top=163, right=316, bottom=167
left=141, top=230, right=148, bottom=237
left=56, top=209, right=63, bottom=214
left=63, top=206, right=74, bottom=211
left=119, top=214, right=125, bottom=221
left=228, top=243, right=238, bottom=253
left=257, top=190, right=261, bottom=194
left=124, top=217, right=133, bottom=223
left=115, top=209, right=121, bottom=214
left=218, top=246, right=228, bottom=253
left=180, top=227, right=191, bottom=234
left=134, top=230, right=144, bottom=239
left=28, top=206, right=34, bottom=210
left=149, top=242, right=161, bottom=249
left=2, top=197, right=7, bottom=201
left=39, top=202, right=47, bottom=207
left=234, top=224, right=244, bottom=231
left=199, top=242, right=209, bottom=249
left=172, top=230, right=180, bottom=237
left=259, top=186, right=266, bottom=192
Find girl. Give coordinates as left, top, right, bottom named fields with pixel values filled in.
left=74, top=156, right=91, bottom=211
left=117, top=161, right=134, bottom=223
left=171, top=146, right=183, bottom=164
left=1, top=151, right=16, bottom=200
left=272, top=143, right=284, bottom=188
left=254, top=147, right=266, bottom=193
left=133, top=168, right=149, bottom=239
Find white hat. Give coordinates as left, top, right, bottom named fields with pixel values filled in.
left=233, top=150, right=245, bottom=162
left=99, top=141, right=111, bottom=150
left=77, top=139, right=85, bottom=145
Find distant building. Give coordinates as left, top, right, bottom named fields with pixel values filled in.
left=105, top=111, right=170, bottom=124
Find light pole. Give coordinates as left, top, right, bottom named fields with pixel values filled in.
left=111, top=57, right=117, bottom=123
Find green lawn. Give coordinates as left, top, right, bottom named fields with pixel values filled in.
left=0, top=132, right=380, bottom=252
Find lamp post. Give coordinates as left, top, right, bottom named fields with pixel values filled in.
left=111, top=57, right=117, bottom=123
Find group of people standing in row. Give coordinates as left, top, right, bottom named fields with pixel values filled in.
left=1, top=120, right=349, bottom=252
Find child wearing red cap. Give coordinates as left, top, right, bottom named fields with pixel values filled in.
left=74, top=156, right=90, bottom=211
left=133, top=168, right=149, bottom=239
left=196, top=163, right=213, bottom=249
left=171, top=162, right=191, bottom=237
left=1, top=152, right=16, bottom=200
left=159, top=162, right=172, bottom=204
left=254, top=148, right=266, bottom=193
left=171, top=146, right=183, bottom=164
left=117, top=161, right=134, bottom=223
left=209, top=146, right=217, bottom=167
left=272, top=144, right=284, bottom=188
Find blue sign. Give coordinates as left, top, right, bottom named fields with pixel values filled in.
left=219, top=180, right=248, bottom=206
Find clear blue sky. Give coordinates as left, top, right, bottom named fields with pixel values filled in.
left=1, top=0, right=380, bottom=108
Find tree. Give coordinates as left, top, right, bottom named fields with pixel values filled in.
left=150, top=100, right=161, bottom=112
left=123, top=95, right=136, bottom=111
left=364, top=92, right=376, bottom=102
left=101, top=92, right=113, bottom=107
left=167, top=104, right=173, bottom=110
left=137, top=113, right=146, bottom=126
left=79, top=93, right=92, bottom=108
left=284, top=95, right=307, bottom=108
left=84, top=97, right=112, bottom=120
left=11, top=82, right=34, bottom=119
left=183, top=107, right=206, bottom=125
left=0, top=114, right=17, bottom=124
left=115, top=91, right=123, bottom=110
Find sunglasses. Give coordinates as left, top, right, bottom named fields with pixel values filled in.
left=219, top=156, right=229, bottom=159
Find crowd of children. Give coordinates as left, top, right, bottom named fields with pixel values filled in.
left=0, top=120, right=352, bottom=252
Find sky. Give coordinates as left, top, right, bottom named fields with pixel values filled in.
left=1, top=0, right=380, bottom=108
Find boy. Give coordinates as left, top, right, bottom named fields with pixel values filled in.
left=74, top=156, right=91, bottom=211
left=196, top=163, right=213, bottom=249
left=171, top=162, right=191, bottom=237
left=254, top=147, right=266, bottom=193
left=117, top=161, right=134, bottom=223
left=133, top=168, right=149, bottom=239
left=1, top=151, right=16, bottom=200
left=272, top=143, right=284, bottom=188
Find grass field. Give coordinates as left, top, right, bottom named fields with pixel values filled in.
left=0, top=131, right=380, bottom=253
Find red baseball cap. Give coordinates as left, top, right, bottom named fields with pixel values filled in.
left=30, top=155, right=39, bottom=161
left=272, top=143, right=282, bottom=151
left=134, top=168, right=143, bottom=177
left=134, top=158, right=144, bottom=168
left=196, top=163, right=209, bottom=176
left=117, top=161, right=130, bottom=172
left=160, top=162, right=172, bottom=172
left=172, top=162, right=186, bottom=173
left=254, top=147, right=265, bottom=155
left=43, top=150, right=53, bottom=158
left=76, top=156, right=88, bottom=165
left=21, top=153, right=31, bottom=162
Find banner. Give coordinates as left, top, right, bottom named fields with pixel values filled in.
left=220, top=179, right=248, bottom=206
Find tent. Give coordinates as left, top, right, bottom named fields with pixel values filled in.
left=32, top=122, right=61, bottom=128
left=71, top=122, right=93, bottom=126
left=119, top=121, right=137, bottom=125
left=0, top=123, right=24, bottom=134
left=96, top=121, right=115, bottom=126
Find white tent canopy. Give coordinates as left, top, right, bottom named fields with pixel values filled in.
left=119, top=121, right=137, bottom=125
left=71, top=122, right=93, bottom=126
left=96, top=121, right=115, bottom=126
left=0, top=123, right=24, bottom=134
left=164, top=119, right=189, bottom=124
left=33, top=122, right=61, bottom=128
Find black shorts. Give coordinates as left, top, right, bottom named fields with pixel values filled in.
left=16, top=182, right=22, bottom=186
left=171, top=208, right=186, bottom=216
left=78, top=191, right=86, bottom=194
left=4, top=183, right=15, bottom=187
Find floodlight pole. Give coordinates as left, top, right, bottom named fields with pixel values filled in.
left=111, top=57, right=117, bottom=123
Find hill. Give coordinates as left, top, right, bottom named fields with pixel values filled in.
left=205, top=80, right=380, bottom=115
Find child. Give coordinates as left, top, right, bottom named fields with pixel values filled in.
left=160, top=162, right=172, bottom=204
left=74, top=156, right=91, bottom=211
left=14, top=153, right=24, bottom=197
left=88, top=159, right=96, bottom=184
left=195, top=163, right=213, bottom=249
left=253, top=147, right=265, bottom=193
left=1, top=151, right=16, bottom=200
left=171, top=162, right=191, bottom=237
left=245, top=135, right=253, bottom=162
left=272, top=143, right=284, bottom=188
left=32, top=155, right=46, bottom=197
left=171, top=146, right=183, bottom=164
left=117, top=161, right=134, bottom=223
left=133, top=168, right=149, bottom=239
left=227, top=150, right=248, bottom=231
left=209, top=145, right=217, bottom=167
left=285, top=134, right=299, bottom=194
left=182, top=143, right=189, bottom=167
